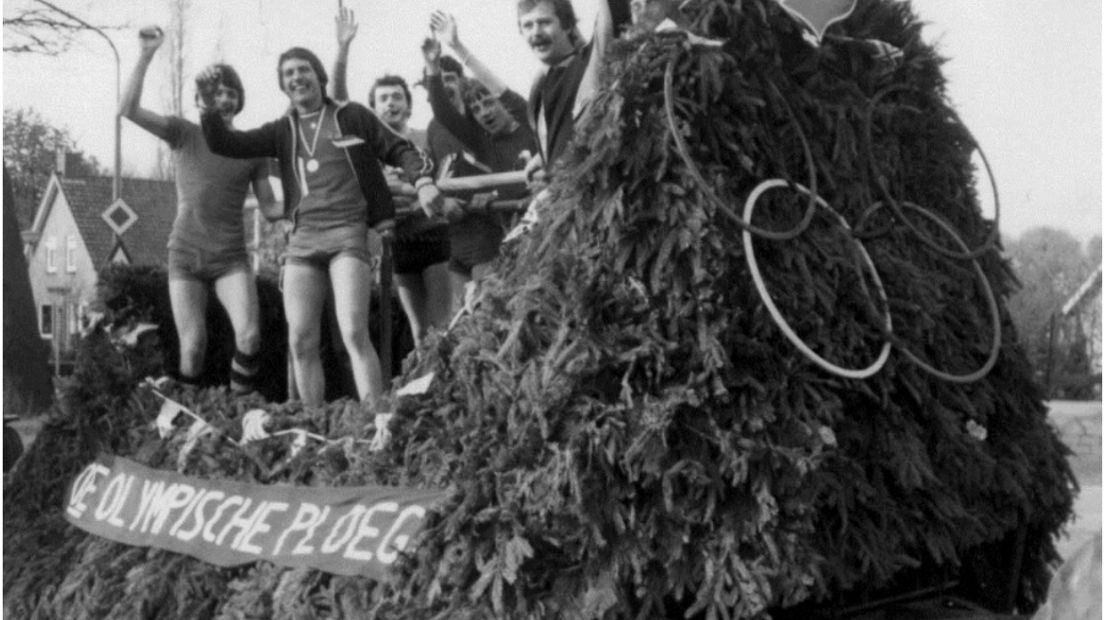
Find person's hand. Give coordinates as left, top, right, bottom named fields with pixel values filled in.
left=524, top=153, right=547, bottom=189
left=416, top=183, right=444, bottom=218
left=138, top=25, right=165, bottom=55
left=194, top=66, right=221, bottom=111
left=469, top=191, right=497, bottom=213
left=429, top=11, right=460, bottom=49
left=421, top=35, right=442, bottom=67
left=442, top=197, right=465, bottom=222
left=335, top=4, right=358, bottom=47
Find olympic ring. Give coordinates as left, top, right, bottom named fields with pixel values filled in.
left=742, top=179, right=894, bottom=380
left=664, top=55, right=819, bottom=241
left=863, top=86, right=1001, bottom=260
left=860, top=201, right=1002, bottom=384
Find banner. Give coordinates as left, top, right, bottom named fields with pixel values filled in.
left=64, top=455, right=446, bottom=578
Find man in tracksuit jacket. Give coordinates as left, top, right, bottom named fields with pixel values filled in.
left=200, top=46, right=440, bottom=413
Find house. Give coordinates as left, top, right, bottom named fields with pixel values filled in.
left=1058, top=265, right=1102, bottom=376
left=21, top=171, right=177, bottom=360
left=21, top=159, right=281, bottom=366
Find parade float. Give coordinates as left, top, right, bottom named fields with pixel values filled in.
left=4, top=0, right=1076, bottom=618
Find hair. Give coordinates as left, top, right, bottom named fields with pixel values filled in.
left=461, top=79, right=494, bottom=108
left=439, top=55, right=465, bottom=78
left=194, top=63, right=246, bottom=113
left=516, top=0, right=578, bottom=35
left=276, top=47, right=328, bottom=96
left=369, top=74, right=412, bottom=111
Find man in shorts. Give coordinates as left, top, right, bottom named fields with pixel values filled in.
left=120, top=25, right=277, bottom=395
left=425, top=11, right=538, bottom=308
left=332, top=6, right=455, bottom=347
left=200, top=45, right=442, bottom=410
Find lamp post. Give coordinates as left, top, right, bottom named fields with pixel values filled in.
left=36, top=0, right=121, bottom=202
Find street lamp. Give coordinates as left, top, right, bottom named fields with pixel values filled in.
left=35, top=0, right=121, bottom=202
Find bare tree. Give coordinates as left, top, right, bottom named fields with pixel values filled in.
left=165, top=0, right=190, bottom=117
left=3, top=2, right=120, bottom=55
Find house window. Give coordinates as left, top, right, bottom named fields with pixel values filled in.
left=69, top=303, right=81, bottom=335
left=66, top=235, right=78, bottom=272
left=40, top=304, right=54, bottom=337
left=45, top=237, right=57, bottom=274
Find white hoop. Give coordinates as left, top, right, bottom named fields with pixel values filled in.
left=742, top=179, right=893, bottom=380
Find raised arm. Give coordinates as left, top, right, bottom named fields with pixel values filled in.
left=119, top=26, right=175, bottom=142
left=430, top=11, right=509, bottom=98
left=421, top=35, right=481, bottom=149
left=574, top=0, right=633, bottom=117
left=197, top=70, right=280, bottom=160
left=331, top=4, right=358, bottom=103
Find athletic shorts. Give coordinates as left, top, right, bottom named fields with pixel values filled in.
left=168, top=244, right=251, bottom=283
left=283, top=223, right=371, bottom=270
left=448, top=213, right=505, bottom=277
left=394, top=225, right=450, bottom=275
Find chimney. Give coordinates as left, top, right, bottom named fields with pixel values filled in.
left=56, top=147, right=66, bottom=176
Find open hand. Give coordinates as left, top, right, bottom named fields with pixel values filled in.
left=335, top=4, right=358, bottom=47
left=429, top=11, right=460, bottom=49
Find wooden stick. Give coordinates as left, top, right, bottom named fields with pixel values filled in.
left=378, top=234, right=394, bottom=384
left=390, top=170, right=528, bottom=196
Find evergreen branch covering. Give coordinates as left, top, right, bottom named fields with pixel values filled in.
left=4, top=1, right=1074, bottom=618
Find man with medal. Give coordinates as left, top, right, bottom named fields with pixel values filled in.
left=200, top=46, right=441, bottom=414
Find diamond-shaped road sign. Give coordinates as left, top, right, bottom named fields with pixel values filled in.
left=101, top=199, right=138, bottom=236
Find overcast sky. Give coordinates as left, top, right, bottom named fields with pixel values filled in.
left=3, top=0, right=1101, bottom=242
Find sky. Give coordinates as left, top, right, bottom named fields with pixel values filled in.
left=2, top=0, right=1101, bottom=243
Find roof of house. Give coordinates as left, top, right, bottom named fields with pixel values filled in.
left=41, top=175, right=178, bottom=269
left=1062, top=265, right=1103, bottom=317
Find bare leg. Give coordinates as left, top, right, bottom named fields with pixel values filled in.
left=329, top=255, right=386, bottom=407
left=213, top=267, right=261, bottom=393
left=282, top=263, right=328, bottom=406
left=448, top=270, right=471, bottom=316
left=395, top=272, right=429, bottom=347
left=169, top=277, right=209, bottom=379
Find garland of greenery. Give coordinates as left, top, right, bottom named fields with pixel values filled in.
left=3, top=1, right=1075, bottom=618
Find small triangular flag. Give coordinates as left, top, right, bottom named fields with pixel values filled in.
left=156, top=398, right=187, bottom=438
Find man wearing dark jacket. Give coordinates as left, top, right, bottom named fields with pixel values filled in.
left=200, top=47, right=440, bottom=411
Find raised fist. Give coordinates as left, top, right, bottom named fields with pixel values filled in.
left=138, top=25, right=164, bottom=54
left=421, top=36, right=441, bottom=65
left=194, top=65, right=222, bottom=111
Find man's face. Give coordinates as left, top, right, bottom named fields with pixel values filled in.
left=280, top=58, right=322, bottom=111
left=202, top=84, right=240, bottom=124
left=518, top=2, right=575, bottom=65
left=442, top=71, right=464, bottom=112
left=469, top=94, right=513, bottom=136
left=372, top=86, right=411, bottom=130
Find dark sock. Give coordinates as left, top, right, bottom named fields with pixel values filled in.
left=177, top=372, right=201, bottom=388
left=230, top=349, right=261, bottom=395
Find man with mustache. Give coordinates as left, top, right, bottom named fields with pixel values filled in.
left=424, top=11, right=538, bottom=306
left=519, top=0, right=632, bottom=181
left=120, top=25, right=277, bottom=396
left=200, top=46, right=441, bottom=413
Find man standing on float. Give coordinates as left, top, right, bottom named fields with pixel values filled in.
left=518, top=0, right=632, bottom=180
left=200, top=47, right=441, bottom=410
left=120, top=26, right=276, bottom=395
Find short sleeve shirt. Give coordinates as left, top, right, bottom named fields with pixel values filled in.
left=165, top=117, right=266, bottom=252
